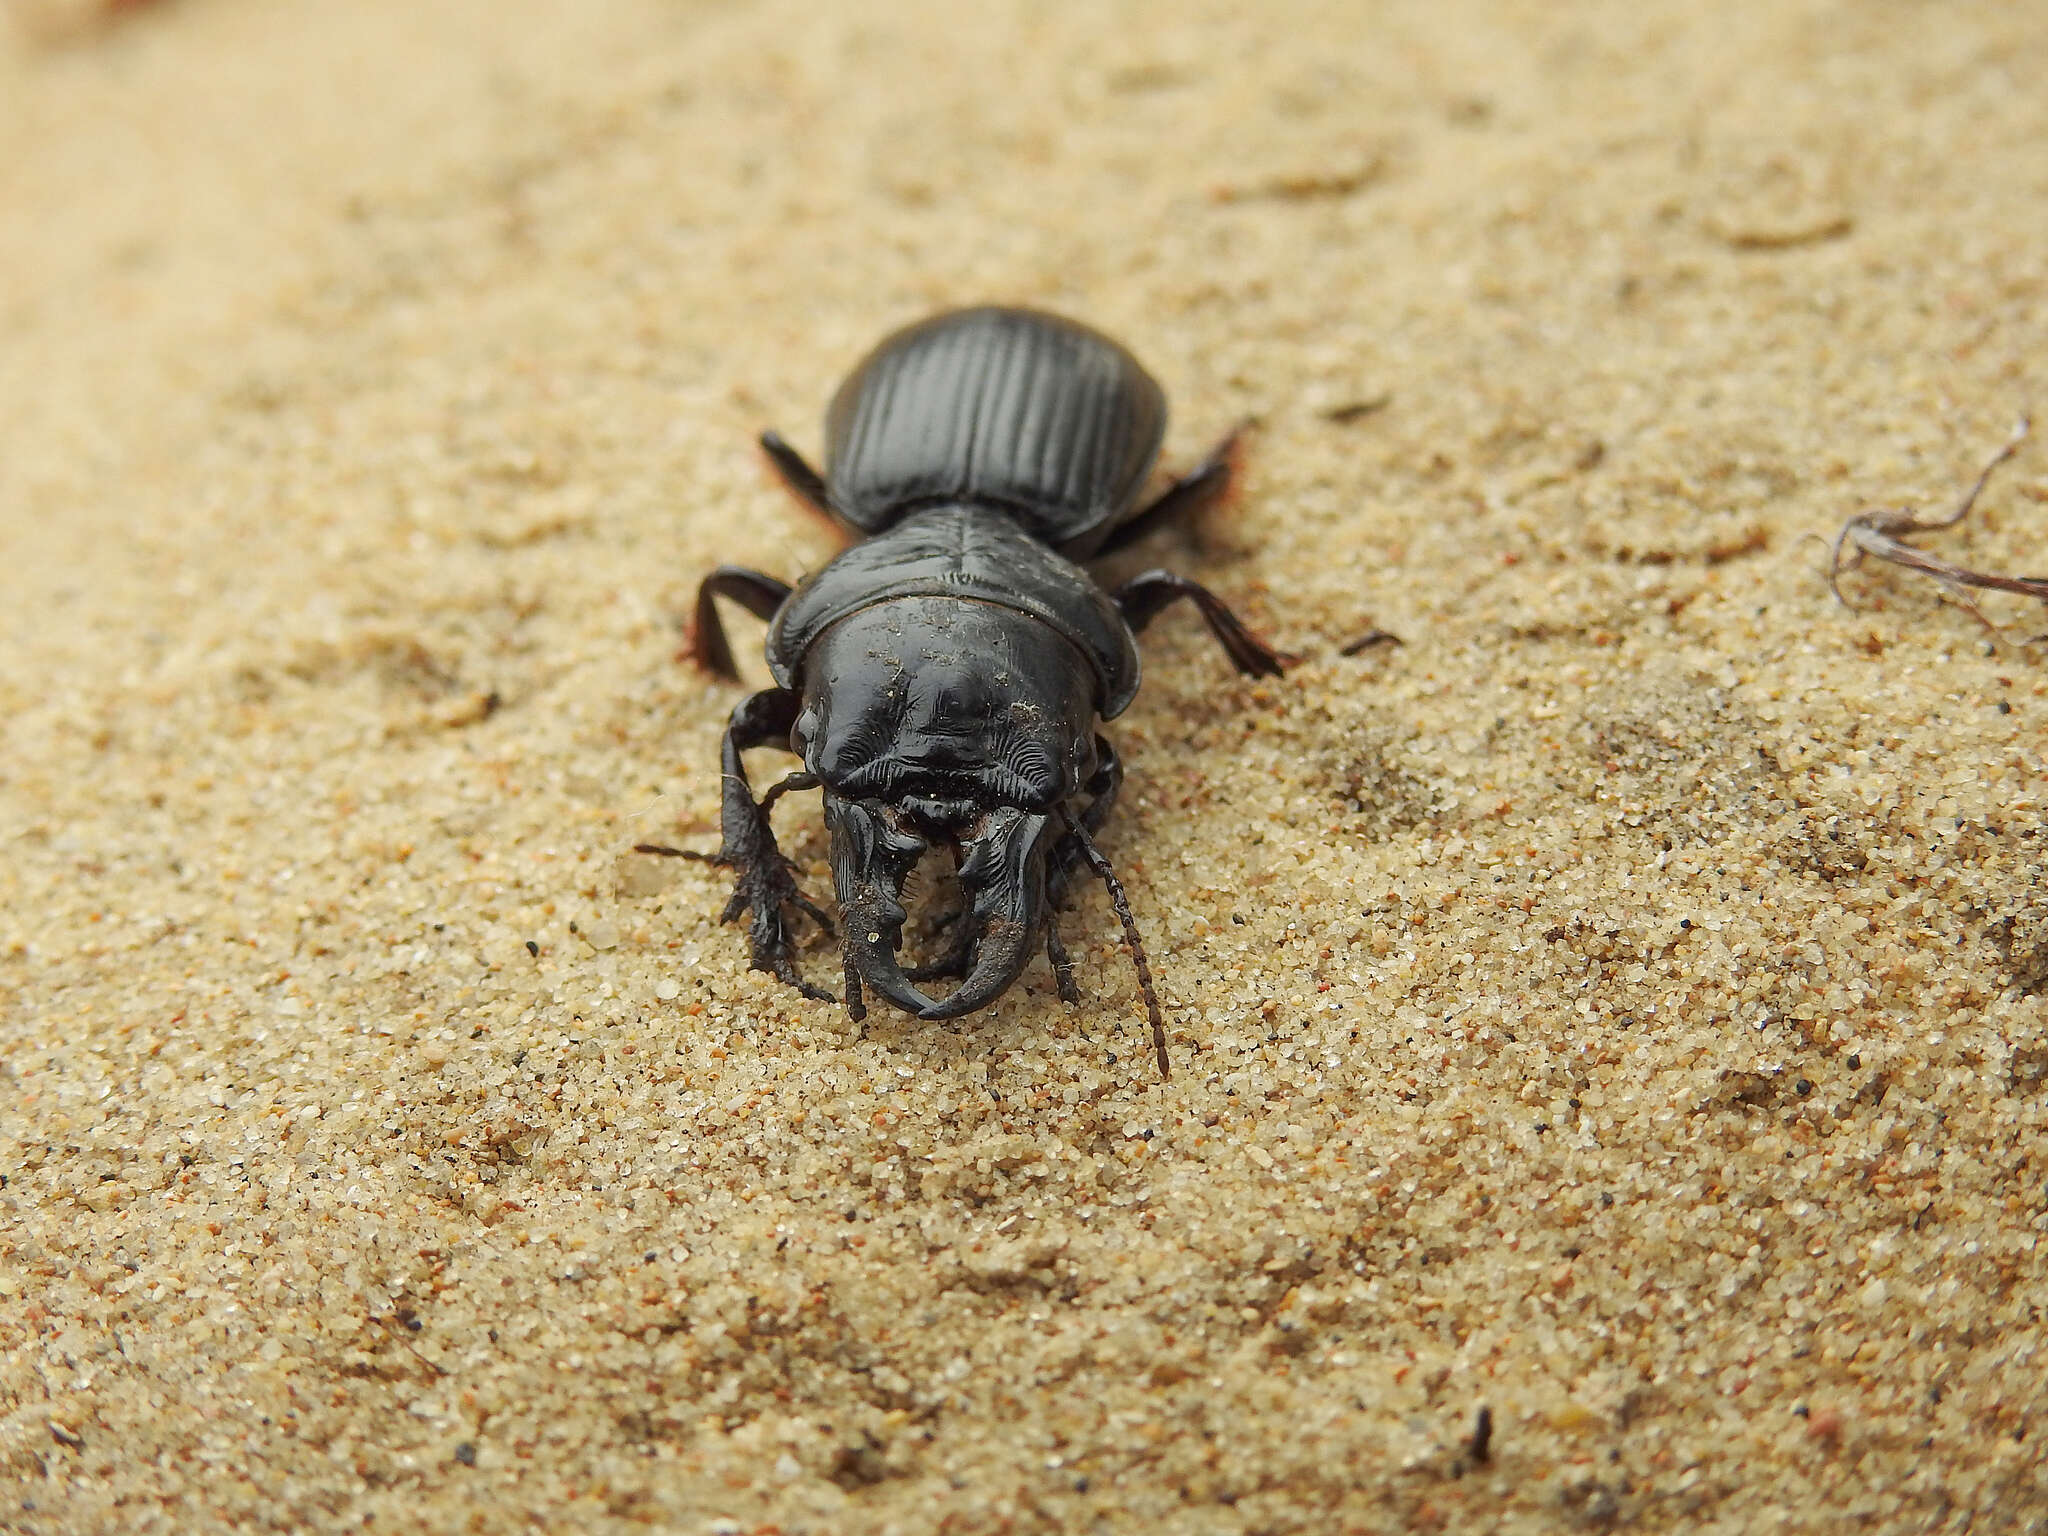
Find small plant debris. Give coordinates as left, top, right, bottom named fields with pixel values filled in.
left=1828, top=417, right=2045, bottom=629
left=1470, top=1404, right=1494, bottom=1464
left=1322, top=394, right=1392, bottom=425
left=1338, top=628, right=1403, bottom=656
left=1210, top=151, right=1388, bottom=205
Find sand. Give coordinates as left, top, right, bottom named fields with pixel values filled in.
left=2, top=0, right=2045, bottom=1530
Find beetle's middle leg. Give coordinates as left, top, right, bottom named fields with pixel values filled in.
left=637, top=686, right=834, bottom=1003
left=1113, top=570, right=1295, bottom=677
left=688, top=566, right=792, bottom=680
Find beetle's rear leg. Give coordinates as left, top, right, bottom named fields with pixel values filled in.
left=639, top=687, right=834, bottom=1003
left=1097, top=426, right=1244, bottom=554
left=1044, top=737, right=1125, bottom=1007
left=1114, top=570, right=1296, bottom=677
left=759, top=430, right=835, bottom=518
left=688, top=566, right=792, bottom=680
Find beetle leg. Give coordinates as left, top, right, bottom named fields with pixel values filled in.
left=1096, top=425, right=1244, bottom=553
left=1043, top=737, right=1123, bottom=1007
left=758, top=768, right=819, bottom=817
left=781, top=880, right=837, bottom=941
left=759, top=430, right=834, bottom=517
left=1113, top=570, right=1296, bottom=677
left=694, top=688, right=835, bottom=1002
left=636, top=770, right=820, bottom=872
left=688, top=566, right=793, bottom=680
left=1044, top=924, right=1081, bottom=1006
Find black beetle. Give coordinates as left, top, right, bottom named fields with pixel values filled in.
left=643, top=307, right=1290, bottom=1077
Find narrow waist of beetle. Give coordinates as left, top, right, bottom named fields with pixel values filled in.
left=872, top=492, right=1065, bottom=527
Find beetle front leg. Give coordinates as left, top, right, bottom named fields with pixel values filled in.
left=717, top=689, right=836, bottom=1000
left=641, top=687, right=834, bottom=1003
left=1113, top=570, right=1295, bottom=677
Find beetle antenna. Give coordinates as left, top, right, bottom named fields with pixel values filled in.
left=1059, top=808, right=1169, bottom=1081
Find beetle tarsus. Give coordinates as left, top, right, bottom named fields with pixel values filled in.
left=768, top=947, right=837, bottom=1005
left=1113, top=570, right=1296, bottom=677
left=1045, top=921, right=1081, bottom=1005
left=785, top=884, right=836, bottom=941
left=716, top=847, right=835, bottom=1002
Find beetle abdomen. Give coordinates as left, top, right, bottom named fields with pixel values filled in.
left=824, top=307, right=1166, bottom=551
left=766, top=507, right=1142, bottom=718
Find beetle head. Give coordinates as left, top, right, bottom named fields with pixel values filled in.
left=796, top=597, right=1098, bottom=1020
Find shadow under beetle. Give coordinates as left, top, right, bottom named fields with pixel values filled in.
left=643, top=307, right=1292, bottom=1078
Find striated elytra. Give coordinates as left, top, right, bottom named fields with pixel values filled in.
left=645, top=307, right=1292, bottom=1078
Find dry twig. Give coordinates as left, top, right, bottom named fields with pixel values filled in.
left=1828, top=418, right=2044, bottom=628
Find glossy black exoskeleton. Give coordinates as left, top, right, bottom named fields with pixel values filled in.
left=647, top=307, right=1290, bottom=1077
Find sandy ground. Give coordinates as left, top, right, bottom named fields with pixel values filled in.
left=3, top=0, right=2046, bottom=1530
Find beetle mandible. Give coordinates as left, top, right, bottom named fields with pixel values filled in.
left=644, top=307, right=1291, bottom=1078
